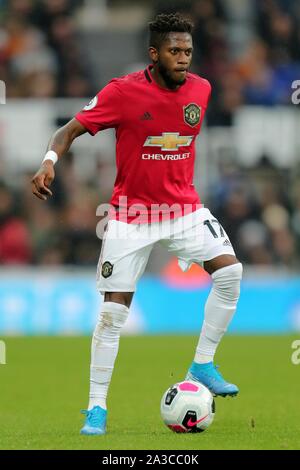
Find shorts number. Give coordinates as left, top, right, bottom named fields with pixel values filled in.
left=204, top=219, right=225, bottom=238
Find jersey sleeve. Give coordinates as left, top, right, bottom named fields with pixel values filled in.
left=75, top=80, right=122, bottom=135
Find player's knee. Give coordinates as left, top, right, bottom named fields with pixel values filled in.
left=96, top=301, right=129, bottom=336
left=104, top=291, right=133, bottom=308
left=212, top=263, right=243, bottom=302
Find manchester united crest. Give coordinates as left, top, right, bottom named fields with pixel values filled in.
left=101, top=261, right=114, bottom=278
left=183, top=103, right=201, bottom=127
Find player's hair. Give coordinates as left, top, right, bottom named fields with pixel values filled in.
left=148, top=13, right=193, bottom=49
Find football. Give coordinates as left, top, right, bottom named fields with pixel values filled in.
left=160, top=381, right=215, bottom=433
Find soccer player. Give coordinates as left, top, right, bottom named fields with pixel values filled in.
left=31, top=13, right=243, bottom=436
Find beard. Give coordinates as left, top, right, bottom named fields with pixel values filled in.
left=157, top=61, right=186, bottom=88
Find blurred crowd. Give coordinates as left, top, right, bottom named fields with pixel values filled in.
left=0, top=0, right=93, bottom=97
left=208, top=155, right=300, bottom=269
left=1, top=0, right=300, bottom=106
left=0, top=0, right=299, bottom=270
left=0, top=152, right=102, bottom=266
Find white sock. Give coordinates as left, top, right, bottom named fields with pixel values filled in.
left=88, top=301, right=129, bottom=410
left=194, top=263, right=243, bottom=364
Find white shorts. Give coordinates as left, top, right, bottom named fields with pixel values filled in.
left=96, top=207, right=236, bottom=294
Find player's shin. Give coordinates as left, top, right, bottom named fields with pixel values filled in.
left=88, top=301, right=129, bottom=410
left=195, top=263, right=243, bottom=364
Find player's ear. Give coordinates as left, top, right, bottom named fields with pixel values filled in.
left=149, top=46, right=158, bottom=63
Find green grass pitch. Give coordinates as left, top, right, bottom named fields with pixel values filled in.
left=0, top=335, right=299, bottom=450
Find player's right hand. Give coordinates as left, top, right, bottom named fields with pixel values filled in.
left=31, top=161, right=55, bottom=201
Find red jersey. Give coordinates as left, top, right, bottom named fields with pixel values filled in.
left=75, top=65, right=211, bottom=223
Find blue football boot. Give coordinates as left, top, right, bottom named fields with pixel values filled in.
left=80, top=406, right=107, bottom=435
left=186, top=361, right=239, bottom=397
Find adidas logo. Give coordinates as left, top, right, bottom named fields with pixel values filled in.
left=223, top=239, right=232, bottom=247
left=140, top=112, right=153, bottom=120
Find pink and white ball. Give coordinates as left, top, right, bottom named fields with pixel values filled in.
left=160, top=381, right=215, bottom=433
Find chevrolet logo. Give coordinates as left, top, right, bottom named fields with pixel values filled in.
left=144, top=133, right=194, bottom=151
